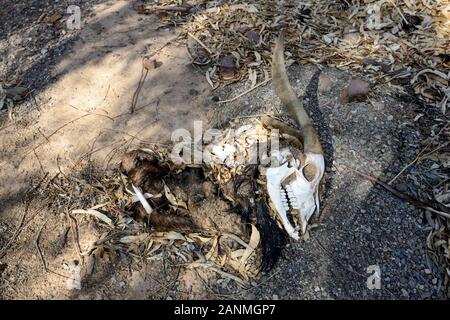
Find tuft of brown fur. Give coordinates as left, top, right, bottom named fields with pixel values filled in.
left=134, top=205, right=200, bottom=233
left=120, top=150, right=168, bottom=193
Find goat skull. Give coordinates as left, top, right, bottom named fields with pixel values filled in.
left=266, top=151, right=324, bottom=240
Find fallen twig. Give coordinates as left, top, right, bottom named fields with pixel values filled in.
left=130, top=61, right=149, bottom=114
left=218, top=78, right=271, bottom=104
left=389, top=125, right=449, bottom=185
left=35, top=218, right=50, bottom=272
left=347, top=166, right=450, bottom=219
left=187, top=32, right=212, bottom=55
left=67, top=212, right=83, bottom=261
left=137, top=4, right=194, bottom=15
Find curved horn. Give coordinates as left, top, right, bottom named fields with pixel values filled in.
left=271, top=32, right=323, bottom=155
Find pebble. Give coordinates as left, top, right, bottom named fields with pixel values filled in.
left=401, top=289, right=409, bottom=297
left=189, top=88, right=199, bottom=96
left=246, top=293, right=256, bottom=300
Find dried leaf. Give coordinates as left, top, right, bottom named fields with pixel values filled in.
left=163, top=183, right=188, bottom=209
left=72, top=209, right=113, bottom=226
left=120, top=233, right=149, bottom=244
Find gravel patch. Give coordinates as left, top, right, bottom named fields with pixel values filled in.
left=210, top=64, right=447, bottom=299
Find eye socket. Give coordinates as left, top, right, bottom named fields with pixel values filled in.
left=302, top=163, right=317, bottom=182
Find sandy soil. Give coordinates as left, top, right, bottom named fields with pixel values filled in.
left=0, top=1, right=447, bottom=299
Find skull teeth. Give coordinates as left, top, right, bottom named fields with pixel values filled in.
left=280, top=186, right=298, bottom=212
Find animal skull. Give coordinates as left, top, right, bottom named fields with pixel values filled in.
left=266, top=32, right=326, bottom=240
left=266, top=150, right=324, bottom=240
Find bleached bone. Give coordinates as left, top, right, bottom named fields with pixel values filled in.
left=266, top=151, right=324, bottom=239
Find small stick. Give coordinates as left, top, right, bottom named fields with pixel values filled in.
left=139, top=4, right=193, bottom=14
left=218, top=78, right=271, bottom=104
left=35, top=218, right=50, bottom=272
left=187, top=32, right=212, bottom=55
left=389, top=125, right=449, bottom=185
left=68, top=104, right=114, bottom=121
left=67, top=212, right=83, bottom=261
left=387, top=0, right=408, bottom=25
left=130, top=62, right=149, bottom=114
left=347, top=166, right=450, bottom=219
left=260, top=116, right=303, bottom=140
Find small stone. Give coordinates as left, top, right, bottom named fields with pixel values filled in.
left=245, top=30, right=259, bottom=44
left=322, top=34, right=334, bottom=45
left=272, top=294, right=279, bottom=300
left=318, top=73, right=333, bottom=92
left=343, top=27, right=360, bottom=44
left=246, top=293, right=256, bottom=300
left=340, top=78, right=370, bottom=103
left=432, top=278, right=437, bottom=285
left=401, top=289, right=409, bottom=297
left=189, top=88, right=199, bottom=96
left=219, top=55, right=236, bottom=69
left=143, top=58, right=161, bottom=70
left=48, top=12, right=63, bottom=24
left=387, top=115, right=394, bottom=121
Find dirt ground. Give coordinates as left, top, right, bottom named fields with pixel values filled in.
left=0, top=1, right=448, bottom=299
